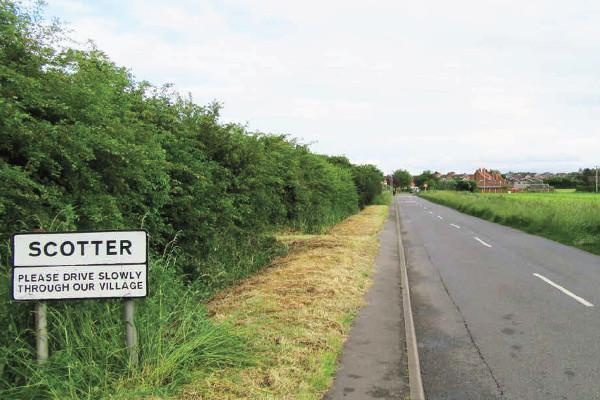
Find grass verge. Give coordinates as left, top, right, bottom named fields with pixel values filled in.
left=0, top=258, right=253, bottom=400
left=371, top=189, right=393, bottom=206
left=420, top=191, right=600, bottom=255
left=178, top=205, right=390, bottom=399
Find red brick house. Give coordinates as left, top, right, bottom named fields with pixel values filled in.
left=474, top=168, right=508, bottom=193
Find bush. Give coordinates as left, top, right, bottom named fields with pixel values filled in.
left=328, top=156, right=384, bottom=209
left=352, top=164, right=385, bottom=209
left=0, top=3, right=386, bottom=396
left=0, top=1, right=366, bottom=274
left=456, top=179, right=477, bottom=192
left=372, top=189, right=393, bottom=205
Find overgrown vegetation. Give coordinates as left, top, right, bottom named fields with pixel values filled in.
left=420, top=191, right=600, bottom=255
left=188, top=205, right=390, bottom=399
left=0, top=2, right=384, bottom=398
left=371, top=188, right=393, bottom=205
left=543, top=169, right=599, bottom=192
left=1, top=257, right=251, bottom=399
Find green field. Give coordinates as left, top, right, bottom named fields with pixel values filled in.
left=419, top=191, right=600, bottom=255
left=555, top=188, right=577, bottom=193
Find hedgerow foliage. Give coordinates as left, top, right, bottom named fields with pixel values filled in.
left=1, top=3, right=385, bottom=396
left=0, top=0, right=384, bottom=273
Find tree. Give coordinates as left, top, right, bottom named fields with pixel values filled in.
left=392, top=169, right=412, bottom=192
left=544, top=175, right=577, bottom=189
left=456, top=179, right=477, bottom=192
left=413, top=170, right=439, bottom=190
left=436, top=179, right=457, bottom=191
left=574, top=168, right=597, bottom=192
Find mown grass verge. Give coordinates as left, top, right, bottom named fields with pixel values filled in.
left=177, top=205, right=390, bottom=399
left=419, top=191, right=600, bottom=255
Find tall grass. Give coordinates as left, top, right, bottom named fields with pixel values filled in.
left=0, top=257, right=252, bottom=399
left=420, top=191, right=600, bottom=254
left=371, top=189, right=393, bottom=206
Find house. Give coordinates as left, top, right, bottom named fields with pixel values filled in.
left=511, top=177, right=551, bottom=192
left=474, top=168, right=508, bottom=193
left=505, top=173, right=553, bottom=192
left=453, top=173, right=471, bottom=181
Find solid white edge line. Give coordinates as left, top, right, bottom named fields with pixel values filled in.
left=474, top=237, right=492, bottom=248
left=450, top=223, right=461, bottom=229
left=395, top=197, right=425, bottom=400
left=533, top=273, right=594, bottom=307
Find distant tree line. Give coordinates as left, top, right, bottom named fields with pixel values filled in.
left=390, top=168, right=599, bottom=193
left=390, top=169, right=477, bottom=192
left=544, top=169, right=598, bottom=192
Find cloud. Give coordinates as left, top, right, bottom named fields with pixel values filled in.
left=44, top=0, right=600, bottom=174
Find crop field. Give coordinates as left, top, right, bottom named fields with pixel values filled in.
left=419, top=191, right=600, bottom=255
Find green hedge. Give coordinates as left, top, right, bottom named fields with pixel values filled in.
left=0, top=1, right=387, bottom=275
left=0, top=3, right=385, bottom=396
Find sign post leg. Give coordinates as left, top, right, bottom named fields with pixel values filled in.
left=35, top=301, right=48, bottom=364
left=124, top=299, right=138, bottom=366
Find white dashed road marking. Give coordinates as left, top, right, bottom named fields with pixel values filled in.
left=474, top=237, right=492, bottom=248
left=533, top=273, right=594, bottom=307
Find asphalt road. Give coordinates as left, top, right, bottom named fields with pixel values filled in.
left=398, top=194, right=600, bottom=399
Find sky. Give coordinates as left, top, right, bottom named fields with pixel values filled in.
left=42, top=0, right=600, bottom=174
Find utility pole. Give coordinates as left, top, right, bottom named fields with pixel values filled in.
left=596, top=165, right=598, bottom=193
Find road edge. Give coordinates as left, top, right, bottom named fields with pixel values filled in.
left=394, top=195, right=426, bottom=400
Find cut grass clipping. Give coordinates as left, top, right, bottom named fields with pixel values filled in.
left=180, top=205, right=389, bottom=399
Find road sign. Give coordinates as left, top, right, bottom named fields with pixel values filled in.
left=12, top=230, right=148, bottom=301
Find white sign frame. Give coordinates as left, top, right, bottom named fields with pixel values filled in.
left=11, top=230, right=148, bottom=301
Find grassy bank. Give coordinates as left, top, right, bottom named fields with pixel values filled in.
left=0, top=257, right=253, bottom=399
left=179, top=205, right=390, bottom=399
left=419, top=191, right=600, bottom=255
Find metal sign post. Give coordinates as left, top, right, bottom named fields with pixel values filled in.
left=35, top=301, right=48, bottom=364
left=124, top=298, right=138, bottom=366
left=11, top=230, right=148, bottom=365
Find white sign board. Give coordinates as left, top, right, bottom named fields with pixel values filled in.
left=12, top=230, right=147, bottom=301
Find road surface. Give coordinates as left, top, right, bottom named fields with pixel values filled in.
left=398, top=194, right=600, bottom=399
